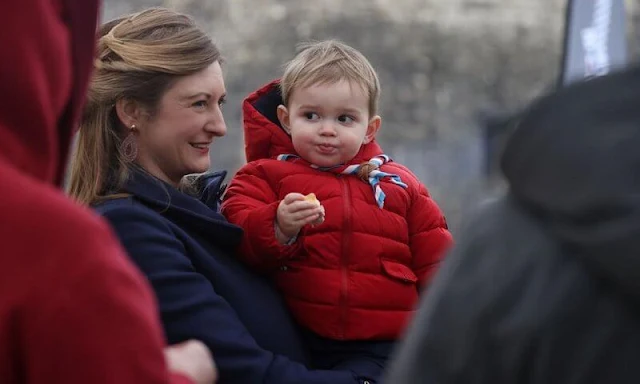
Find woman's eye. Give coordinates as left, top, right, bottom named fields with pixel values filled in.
left=218, top=97, right=226, bottom=107
left=193, top=100, right=208, bottom=108
left=337, top=115, right=355, bottom=124
left=304, top=112, right=319, bottom=120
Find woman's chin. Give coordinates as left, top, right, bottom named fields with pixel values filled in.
left=186, top=161, right=211, bottom=175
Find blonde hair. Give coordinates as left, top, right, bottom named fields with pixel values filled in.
left=280, top=40, right=381, bottom=115
left=67, top=8, right=220, bottom=205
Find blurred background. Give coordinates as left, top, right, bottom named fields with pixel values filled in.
left=101, top=0, right=640, bottom=232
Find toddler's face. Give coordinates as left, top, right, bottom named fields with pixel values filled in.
left=277, top=80, right=380, bottom=167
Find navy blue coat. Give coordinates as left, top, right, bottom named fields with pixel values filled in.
left=94, top=169, right=374, bottom=384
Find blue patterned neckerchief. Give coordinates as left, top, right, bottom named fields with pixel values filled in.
left=276, top=153, right=407, bottom=209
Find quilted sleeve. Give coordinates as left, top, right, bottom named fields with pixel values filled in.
left=221, top=162, right=303, bottom=272
left=406, top=178, right=453, bottom=290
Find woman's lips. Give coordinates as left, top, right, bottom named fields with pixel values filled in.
left=190, top=142, right=211, bottom=154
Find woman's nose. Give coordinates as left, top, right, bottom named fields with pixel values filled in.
left=205, top=107, right=227, bottom=137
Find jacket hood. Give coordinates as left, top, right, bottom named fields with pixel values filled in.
left=242, top=79, right=383, bottom=163
left=0, top=1, right=99, bottom=186
left=501, top=64, right=640, bottom=299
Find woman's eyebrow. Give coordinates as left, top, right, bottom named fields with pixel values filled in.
left=182, top=92, right=212, bottom=100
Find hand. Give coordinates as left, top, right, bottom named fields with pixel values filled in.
left=164, top=340, right=217, bottom=384
left=276, top=192, right=324, bottom=243
left=311, top=205, right=325, bottom=226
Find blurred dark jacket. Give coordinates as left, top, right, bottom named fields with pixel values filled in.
left=385, top=65, right=640, bottom=384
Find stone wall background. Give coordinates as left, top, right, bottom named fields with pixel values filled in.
left=101, top=0, right=640, bottom=231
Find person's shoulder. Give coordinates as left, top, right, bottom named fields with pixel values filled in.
left=470, top=196, right=544, bottom=238
left=231, top=158, right=291, bottom=182
left=458, top=194, right=562, bottom=274
left=234, top=159, right=269, bottom=174
left=91, top=194, right=184, bottom=263
left=92, top=196, right=181, bottom=249
left=93, top=195, right=164, bottom=223
left=245, top=158, right=283, bottom=170
left=455, top=195, right=599, bottom=331
left=383, top=160, right=432, bottom=198
left=3, top=175, right=109, bottom=243
left=93, top=194, right=141, bottom=212
left=0, top=172, right=132, bottom=279
left=385, top=160, right=421, bottom=183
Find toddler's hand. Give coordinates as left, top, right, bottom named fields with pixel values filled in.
left=311, top=205, right=325, bottom=226
left=276, top=193, right=324, bottom=243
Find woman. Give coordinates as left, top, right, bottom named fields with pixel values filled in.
left=68, top=7, right=376, bottom=384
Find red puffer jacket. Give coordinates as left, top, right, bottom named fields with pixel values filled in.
left=222, top=80, right=452, bottom=341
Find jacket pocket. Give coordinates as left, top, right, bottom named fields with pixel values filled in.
left=380, top=258, right=418, bottom=284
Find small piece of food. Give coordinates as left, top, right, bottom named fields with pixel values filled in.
left=304, top=193, right=320, bottom=205
left=304, top=193, right=324, bottom=226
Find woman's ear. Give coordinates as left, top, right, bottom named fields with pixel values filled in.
left=364, top=115, right=381, bottom=144
left=277, top=105, right=292, bottom=134
left=115, top=98, right=144, bottom=129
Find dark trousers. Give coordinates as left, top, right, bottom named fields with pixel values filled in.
left=303, top=330, right=395, bottom=382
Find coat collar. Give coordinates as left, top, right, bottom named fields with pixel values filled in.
left=123, top=167, right=243, bottom=251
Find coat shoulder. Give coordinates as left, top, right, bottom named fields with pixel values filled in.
left=94, top=196, right=160, bottom=220
left=93, top=196, right=177, bottom=241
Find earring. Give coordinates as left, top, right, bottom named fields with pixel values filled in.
left=121, top=124, right=138, bottom=162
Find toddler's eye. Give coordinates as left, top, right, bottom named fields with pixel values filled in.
left=304, top=112, right=320, bottom=120
left=337, top=115, right=355, bottom=124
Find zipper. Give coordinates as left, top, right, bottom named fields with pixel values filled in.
left=339, top=176, right=351, bottom=339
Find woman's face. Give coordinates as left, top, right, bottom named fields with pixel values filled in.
left=136, top=61, right=227, bottom=186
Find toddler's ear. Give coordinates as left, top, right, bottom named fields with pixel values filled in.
left=277, top=105, right=292, bottom=134
left=364, top=115, right=381, bottom=144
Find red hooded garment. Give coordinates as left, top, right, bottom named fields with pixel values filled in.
left=222, top=80, right=453, bottom=341
left=0, top=1, right=190, bottom=383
